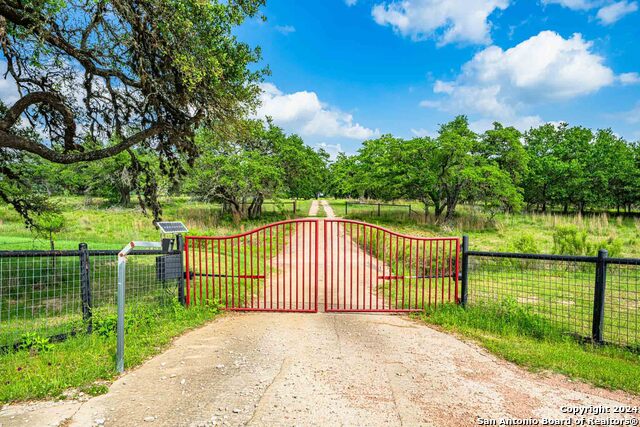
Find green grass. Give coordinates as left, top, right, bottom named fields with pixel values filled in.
left=0, top=301, right=220, bottom=403
left=0, top=196, right=316, bottom=250
left=418, top=301, right=640, bottom=394
left=328, top=198, right=640, bottom=257
left=0, top=196, right=314, bottom=402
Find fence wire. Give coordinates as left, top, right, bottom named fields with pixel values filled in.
left=467, top=254, right=640, bottom=348
left=0, top=249, right=179, bottom=350
left=605, top=261, right=640, bottom=348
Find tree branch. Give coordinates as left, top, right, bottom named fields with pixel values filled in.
left=0, top=91, right=77, bottom=150
left=0, top=122, right=167, bottom=164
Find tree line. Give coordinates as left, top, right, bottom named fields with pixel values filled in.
left=327, top=116, right=640, bottom=220
left=15, top=120, right=329, bottom=220
left=2, top=2, right=639, bottom=229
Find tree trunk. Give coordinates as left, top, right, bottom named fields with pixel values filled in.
left=248, top=195, right=264, bottom=219
left=118, top=187, right=131, bottom=206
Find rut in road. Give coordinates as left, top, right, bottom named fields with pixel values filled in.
left=1, top=200, right=639, bottom=427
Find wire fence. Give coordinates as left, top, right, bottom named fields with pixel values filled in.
left=0, top=246, right=181, bottom=351
left=2, top=233, right=639, bottom=352
left=463, top=245, right=640, bottom=349
left=344, top=201, right=412, bottom=217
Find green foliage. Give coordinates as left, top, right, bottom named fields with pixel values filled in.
left=17, top=333, right=53, bottom=354
left=1, top=0, right=265, bottom=225
left=553, top=225, right=590, bottom=255
left=509, top=234, right=540, bottom=254
left=552, top=225, right=622, bottom=257
left=329, top=117, right=525, bottom=221
left=186, top=120, right=328, bottom=219
left=423, top=298, right=559, bottom=340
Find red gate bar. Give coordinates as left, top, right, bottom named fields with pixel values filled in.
left=185, top=219, right=319, bottom=313
left=324, top=219, right=460, bottom=313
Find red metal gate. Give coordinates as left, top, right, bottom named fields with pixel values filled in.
left=324, top=219, right=460, bottom=312
left=185, top=219, right=319, bottom=312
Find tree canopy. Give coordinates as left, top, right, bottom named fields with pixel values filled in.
left=0, top=0, right=265, bottom=224
left=326, top=116, right=640, bottom=220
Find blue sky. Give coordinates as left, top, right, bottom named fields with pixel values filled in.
left=236, top=0, right=640, bottom=156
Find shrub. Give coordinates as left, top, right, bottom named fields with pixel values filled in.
left=552, top=225, right=621, bottom=257
left=553, top=225, right=592, bottom=255
left=18, top=333, right=53, bottom=354
left=509, top=234, right=539, bottom=254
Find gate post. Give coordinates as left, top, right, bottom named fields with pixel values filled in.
left=460, top=235, right=469, bottom=308
left=592, top=249, right=608, bottom=344
left=176, top=235, right=186, bottom=306
left=79, top=243, right=93, bottom=333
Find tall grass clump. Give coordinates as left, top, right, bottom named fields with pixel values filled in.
left=422, top=298, right=562, bottom=341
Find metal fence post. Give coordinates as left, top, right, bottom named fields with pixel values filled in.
left=460, top=235, right=469, bottom=308
left=79, top=243, right=93, bottom=333
left=176, top=235, right=186, bottom=306
left=592, top=249, right=608, bottom=344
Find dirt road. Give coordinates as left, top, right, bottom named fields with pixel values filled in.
left=1, top=200, right=639, bottom=426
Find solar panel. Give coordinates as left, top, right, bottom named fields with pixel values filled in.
left=157, top=221, right=188, bottom=234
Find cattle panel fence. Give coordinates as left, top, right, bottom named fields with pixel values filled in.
left=0, top=245, right=182, bottom=351
left=0, top=231, right=639, bottom=351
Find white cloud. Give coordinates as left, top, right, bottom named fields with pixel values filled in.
left=410, top=128, right=437, bottom=137
left=542, top=0, right=597, bottom=10
left=596, top=1, right=638, bottom=24
left=345, top=0, right=358, bottom=6
left=275, top=25, right=296, bottom=35
left=257, top=83, right=378, bottom=140
left=621, top=103, right=640, bottom=124
left=543, top=0, right=638, bottom=24
left=0, top=60, right=19, bottom=105
left=420, top=31, right=617, bottom=129
left=371, top=0, right=509, bottom=46
left=315, top=142, right=344, bottom=160
left=619, top=72, right=640, bottom=85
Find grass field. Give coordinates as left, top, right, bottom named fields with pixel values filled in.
left=323, top=200, right=640, bottom=394
left=332, top=198, right=640, bottom=257
left=2, top=197, right=639, bottom=400
left=0, top=196, right=314, bottom=402
left=0, top=196, right=313, bottom=250
left=0, top=301, right=220, bottom=402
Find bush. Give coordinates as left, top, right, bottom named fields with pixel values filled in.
left=552, top=225, right=621, bottom=256
left=18, top=333, right=53, bottom=354
left=553, top=225, right=591, bottom=255
left=509, top=234, right=539, bottom=254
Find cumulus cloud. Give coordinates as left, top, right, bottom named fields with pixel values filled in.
left=371, top=0, right=509, bottom=46
left=596, top=0, right=638, bottom=23
left=345, top=0, right=358, bottom=6
left=257, top=83, right=378, bottom=140
left=420, top=31, right=618, bottom=130
left=275, top=25, right=296, bottom=35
